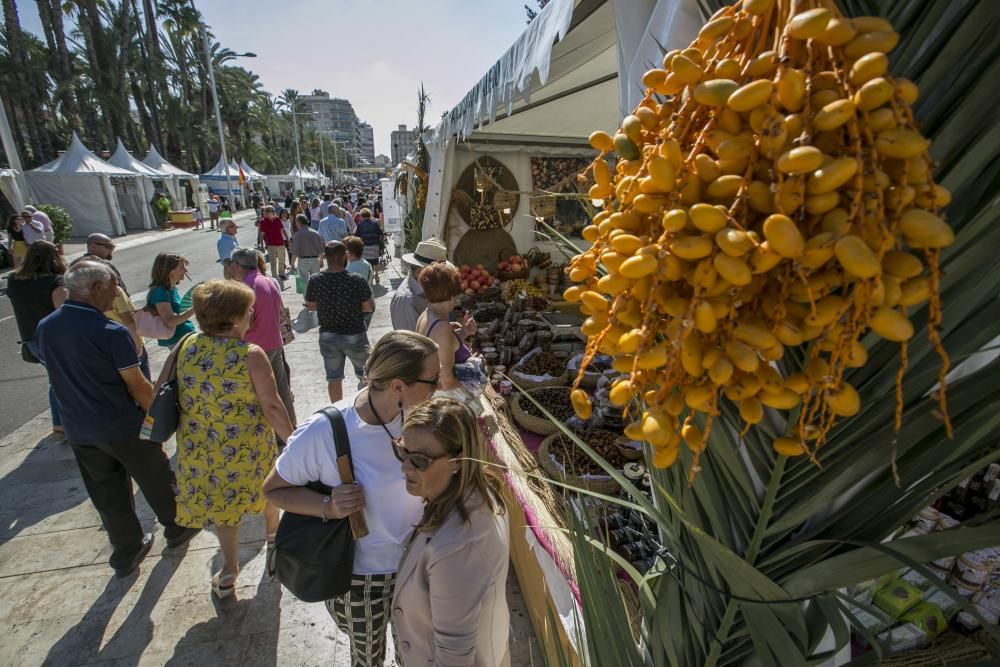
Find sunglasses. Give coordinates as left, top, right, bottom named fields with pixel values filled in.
left=95, top=242, right=115, bottom=249
left=392, top=440, right=449, bottom=472
left=409, top=375, right=440, bottom=387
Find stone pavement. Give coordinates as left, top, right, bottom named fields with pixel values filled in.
left=0, top=252, right=541, bottom=665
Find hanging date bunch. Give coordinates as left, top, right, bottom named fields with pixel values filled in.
left=564, top=0, right=954, bottom=479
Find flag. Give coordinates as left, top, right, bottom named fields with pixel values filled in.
left=238, top=164, right=247, bottom=185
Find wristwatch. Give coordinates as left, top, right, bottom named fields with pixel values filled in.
left=320, top=495, right=332, bottom=523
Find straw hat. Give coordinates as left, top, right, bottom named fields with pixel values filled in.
left=402, top=238, right=448, bottom=268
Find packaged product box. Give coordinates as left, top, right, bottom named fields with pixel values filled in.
left=899, top=568, right=936, bottom=595
left=843, top=600, right=895, bottom=640
left=874, top=579, right=923, bottom=618
left=900, top=601, right=948, bottom=639
left=876, top=623, right=927, bottom=654
left=922, top=587, right=962, bottom=620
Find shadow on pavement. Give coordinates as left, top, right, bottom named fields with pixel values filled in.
left=42, top=555, right=179, bottom=665
left=0, top=435, right=88, bottom=548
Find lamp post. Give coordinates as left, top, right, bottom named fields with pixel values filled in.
left=197, top=13, right=254, bottom=210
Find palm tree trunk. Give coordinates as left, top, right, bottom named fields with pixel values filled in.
left=2, top=0, right=46, bottom=164
left=35, top=0, right=81, bottom=128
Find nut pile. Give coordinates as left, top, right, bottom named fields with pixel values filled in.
left=521, top=387, right=575, bottom=422
left=563, top=0, right=953, bottom=478
left=516, top=350, right=567, bottom=377
left=552, top=429, right=635, bottom=474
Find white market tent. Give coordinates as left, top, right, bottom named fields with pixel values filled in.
left=240, top=159, right=266, bottom=184
left=25, top=133, right=153, bottom=235
left=107, top=139, right=168, bottom=230
left=200, top=156, right=244, bottom=201
left=422, top=0, right=701, bottom=256
left=0, top=168, right=29, bottom=213
left=142, top=144, right=199, bottom=208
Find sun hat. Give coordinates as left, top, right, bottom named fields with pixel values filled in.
left=402, top=238, right=448, bottom=268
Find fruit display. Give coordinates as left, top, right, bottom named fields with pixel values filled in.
left=531, top=156, right=592, bottom=193
left=501, top=279, right=546, bottom=302
left=459, top=264, right=498, bottom=295
left=516, top=349, right=568, bottom=378
left=563, top=0, right=953, bottom=478
left=520, top=387, right=575, bottom=422
left=497, top=254, right=527, bottom=275
left=549, top=429, right=640, bottom=474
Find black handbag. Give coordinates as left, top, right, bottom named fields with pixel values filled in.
left=268, top=406, right=357, bottom=602
left=140, top=332, right=196, bottom=443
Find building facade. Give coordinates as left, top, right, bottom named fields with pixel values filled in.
left=358, top=122, right=375, bottom=165
left=301, top=90, right=365, bottom=167
left=390, top=124, right=418, bottom=166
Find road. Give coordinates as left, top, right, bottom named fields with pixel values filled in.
left=0, top=214, right=264, bottom=438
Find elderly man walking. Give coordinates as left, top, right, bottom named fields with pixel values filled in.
left=35, top=262, right=198, bottom=577
left=289, top=214, right=325, bottom=287
left=317, top=206, right=349, bottom=245
left=71, top=234, right=147, bottom=377
left=216, top=218, right=240, bottom=278
left=228, top=248, right=298, bottom=445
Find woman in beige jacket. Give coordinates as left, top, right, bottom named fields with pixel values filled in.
left=392, top=397, right=510, bottom=666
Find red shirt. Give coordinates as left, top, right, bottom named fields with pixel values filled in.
left=259, top=216, right=286, bottom=246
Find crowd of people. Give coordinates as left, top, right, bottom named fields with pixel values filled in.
left=5, top=188, right=511, bottom=665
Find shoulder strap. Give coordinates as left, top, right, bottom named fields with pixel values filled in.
left=426, top=319, right=443, bottom=336
left=319, top=406, right=352, bottom=462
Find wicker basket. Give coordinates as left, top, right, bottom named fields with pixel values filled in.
left=539, top=432, right=621, bottom=494
left=510, top=389, right=572, bottom=435
left=510, top=367, right=569, bottom=390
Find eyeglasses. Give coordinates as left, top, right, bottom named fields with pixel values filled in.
left=95, top=242, right=115, bottom=249
left=392, top=441, right=449, bottom=472
left=409, top=376, right=440, bottom=387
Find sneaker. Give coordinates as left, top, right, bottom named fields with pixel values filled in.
left=113, top=533, right=154, bottom=578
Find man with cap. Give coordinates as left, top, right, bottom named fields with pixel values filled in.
left=390, top=238, right=447, bottom=332
left=71, top=234, right=147, bottom=377
left=216, top=218, right=240, bottom=278
left=23, top=205, right=55, bottom=242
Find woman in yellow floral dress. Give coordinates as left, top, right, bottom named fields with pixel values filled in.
left=156, top=279, right=294, bottom=598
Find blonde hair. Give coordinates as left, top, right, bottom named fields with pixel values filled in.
left=404, top=397, right=506, bottom=531
left=364, top=330, right=437, bottom=391
left=193, top=279, right=254, bottom=335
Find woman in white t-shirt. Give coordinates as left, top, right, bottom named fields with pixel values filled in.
left=263, top=330, right=439, bottom=666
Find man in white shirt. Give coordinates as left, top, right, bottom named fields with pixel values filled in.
left=23, top=205, right=54, bottom=242
left=20, top=209, right=46, bottom=245
left=390, top=238, right=449, bottom=332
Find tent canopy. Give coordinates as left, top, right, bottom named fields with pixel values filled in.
left=108, top=139, right=171, bottom=178
left=287, top=166, right=312, bottom=178
left=142, top=145, right=195, bottom=177
left=202, top=156, right=239, bottom=177
left=240, top=159, right=265, bottom=179
left=430, top=0, right=619, bottom=148
left=33, top=132, right=137, bottom=176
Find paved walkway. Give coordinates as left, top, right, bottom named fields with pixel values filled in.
left=0, top=251, right=540, bottom=665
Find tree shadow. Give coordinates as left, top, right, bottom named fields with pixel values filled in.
left=41, top=555, right=179, bottom=666
left=0, top=435, right=88, bottom=548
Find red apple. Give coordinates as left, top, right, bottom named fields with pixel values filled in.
left=498, top=261, right=508, bottom=271
left=469, top=280, right=481, bottom=290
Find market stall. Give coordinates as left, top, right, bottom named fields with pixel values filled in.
left=24, top=133, right=141, bottom=236
left=142, top=144, right=200, bottom=209
left=107, top=139, right=174, bottom=230
left=200, top=156, right=244, bottom=204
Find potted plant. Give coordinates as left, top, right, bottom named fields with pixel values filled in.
left=37, top=204, right=72, bottom=251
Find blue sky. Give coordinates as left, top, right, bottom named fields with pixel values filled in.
left=16, top=0, right=532, bottom=155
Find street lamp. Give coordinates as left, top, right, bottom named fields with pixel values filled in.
left=198, top=15, right=255, bottom=210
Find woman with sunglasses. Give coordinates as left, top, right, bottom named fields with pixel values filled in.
left=263, top=330, right=439, bottom=666
left=392, top=397, right=510, bottom=666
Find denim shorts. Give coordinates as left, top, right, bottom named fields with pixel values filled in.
left=318, top=331, right=370, bottom=381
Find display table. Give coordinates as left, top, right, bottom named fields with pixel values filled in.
left=477, top=388, right=583, bottom=665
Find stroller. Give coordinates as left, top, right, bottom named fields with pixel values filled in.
left=373, top=232, right=392, bottom=285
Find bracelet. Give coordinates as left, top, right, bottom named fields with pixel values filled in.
left=320, top=495, right=332, bottom=523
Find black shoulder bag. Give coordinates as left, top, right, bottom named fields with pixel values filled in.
left=269, top=407, right=357, bottom=602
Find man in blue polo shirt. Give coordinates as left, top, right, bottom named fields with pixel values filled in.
left=35, top=261, right=198, bottom=577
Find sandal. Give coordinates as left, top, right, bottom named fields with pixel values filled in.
left=211, top=571, right=238, bottom=599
